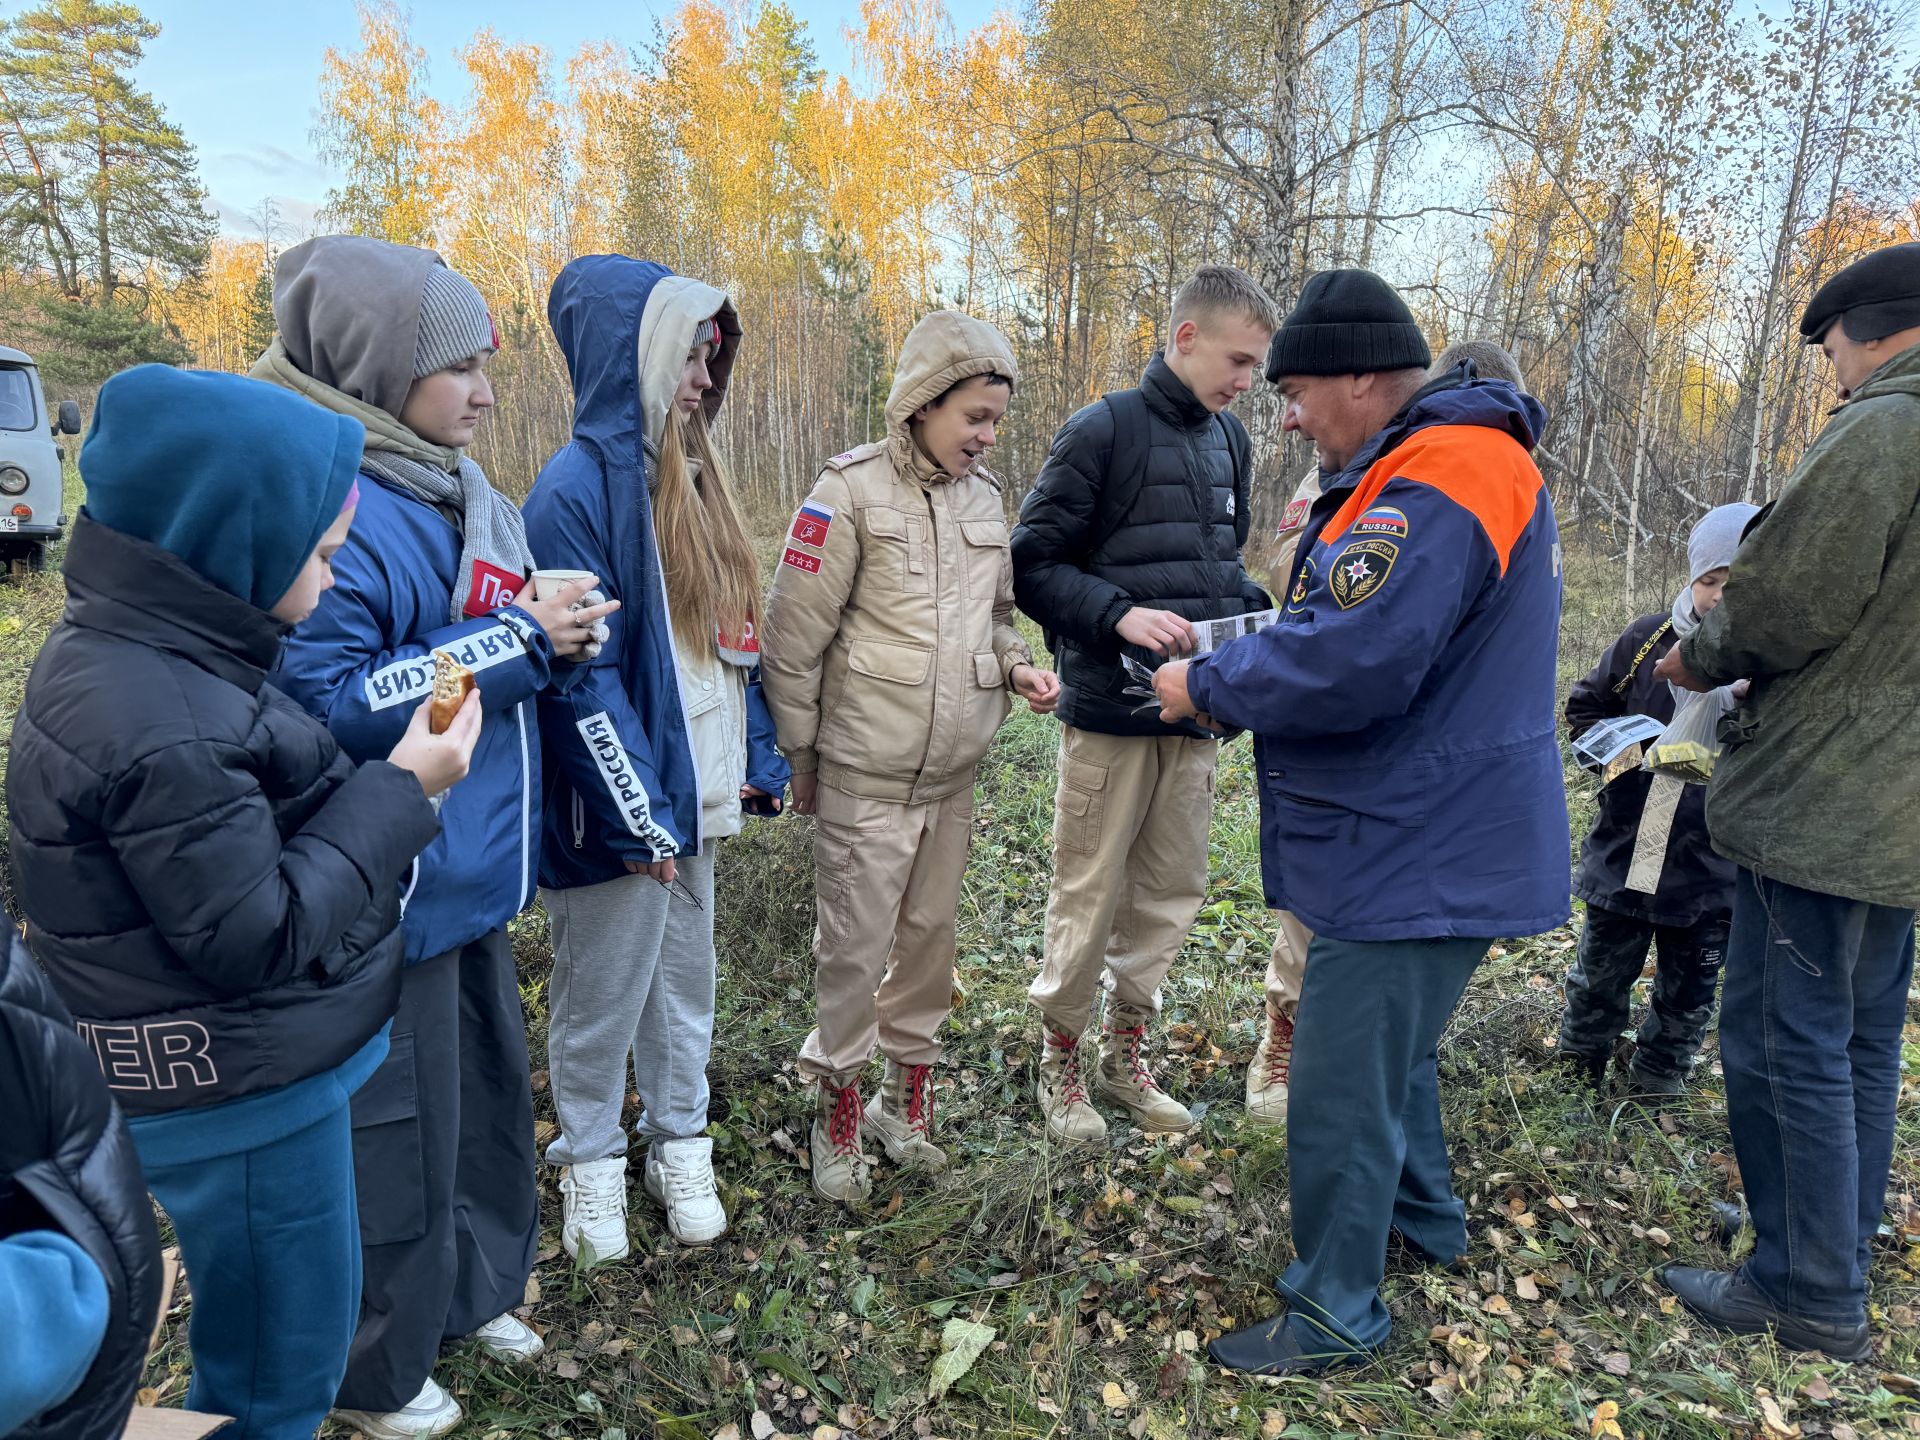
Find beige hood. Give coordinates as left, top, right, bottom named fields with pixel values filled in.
left=884, top=311, right=1019, bottom=476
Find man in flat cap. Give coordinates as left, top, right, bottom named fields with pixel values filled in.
left=1654, top=241, right=1920, bottom=1361
left=1154, top=271, right=1569, bottom=1374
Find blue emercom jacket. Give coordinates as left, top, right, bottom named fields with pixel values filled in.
left=1189, top=376, right=1571, bottom=942
left=274, top=478, right=557, bottom=962
left=523, top=255, right=787, bottom=887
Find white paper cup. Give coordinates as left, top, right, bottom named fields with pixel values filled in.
left=531, top=568, right=596, bottom=601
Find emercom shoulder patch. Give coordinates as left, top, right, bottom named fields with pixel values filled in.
left=1329, top=538, right=1398, bottom=610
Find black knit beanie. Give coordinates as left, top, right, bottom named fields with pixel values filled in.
left=1265, top=269, right=1431, bottom=381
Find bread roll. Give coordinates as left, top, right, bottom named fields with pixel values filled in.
left=430, top=651, right=475, bottom=734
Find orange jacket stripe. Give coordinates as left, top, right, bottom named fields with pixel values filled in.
left=1322, top=424, right=1545, bottom=573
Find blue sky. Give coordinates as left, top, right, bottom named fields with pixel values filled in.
left=133, top=0, right=998, bottom=236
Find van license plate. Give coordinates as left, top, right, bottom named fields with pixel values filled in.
left=0, top=517, right=16, bottom=532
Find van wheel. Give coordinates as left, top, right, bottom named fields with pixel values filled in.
left=1, top=539, right=44, bottom=579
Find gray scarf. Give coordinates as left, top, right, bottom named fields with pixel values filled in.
left=361, top=449, right=534, bottom=623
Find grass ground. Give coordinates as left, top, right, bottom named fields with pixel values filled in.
left=4, top=502, right=1916, bottom=1438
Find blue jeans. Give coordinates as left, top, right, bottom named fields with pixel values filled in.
left=1720, top=868, right=1915, bottom=1323
left=139, top=1107, right=362, bottom=1440
left=1278, top=934, right=1487, bottom=1356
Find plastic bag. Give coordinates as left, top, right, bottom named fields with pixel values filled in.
left=1644, top=684, right=1739, bottom=783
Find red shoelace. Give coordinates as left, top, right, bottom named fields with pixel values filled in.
left=1047, top=1030, right=1090, bottom=1105
left=904, top=1064, right=934, bottom=1136
left=1266, top=1009, right=1295, bottom=1085
left=1111, top=1023, right=1161, bottom=1092
left=828, top=1083, right=863, bottom=1156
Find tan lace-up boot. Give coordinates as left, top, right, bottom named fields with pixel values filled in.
left=865, top=1058, right=947, bottom=1170
left=1244, top=1002, right=1294, bottom=1127
left=1038, top=1026, right=1107, bottom=1143
left=1095, top=1001, right=1195, bottom=1133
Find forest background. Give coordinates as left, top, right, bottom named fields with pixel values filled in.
left=5, top=0, right=1919, bottom=610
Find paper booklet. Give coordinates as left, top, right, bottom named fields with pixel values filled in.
left=1192, top=608, right=1279, bottom=656
left=1571, top=713, right=1666, bottom=773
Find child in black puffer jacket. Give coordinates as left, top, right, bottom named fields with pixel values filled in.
left=6, top=364, right=479, bottom=1440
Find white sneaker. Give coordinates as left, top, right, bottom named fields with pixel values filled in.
left=473, top=1310, right=544, bottom=1360
left=644, top=1136, right=728, bottom=1246
left=333, top=1377, right=462, bottom=1439
left=559, top=1154, right=631, bottom=1265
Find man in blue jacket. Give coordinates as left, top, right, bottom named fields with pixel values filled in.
left=1154, top=270, right=1569, bottom=1375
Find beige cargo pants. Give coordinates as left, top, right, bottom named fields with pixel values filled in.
left=1028, top=726, right=1218, bottom=1035
left=1264, top=909, right=1312, bottom=1016
left=797, top=777, right=975, bottom=1082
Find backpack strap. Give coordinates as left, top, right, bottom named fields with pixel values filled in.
left=1221, top=411, right=1252, bottom=545
left=1086, top=387, right=1153, bottom=560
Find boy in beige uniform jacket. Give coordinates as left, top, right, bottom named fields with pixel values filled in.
left=762, top=311, right=1059, bottom=1204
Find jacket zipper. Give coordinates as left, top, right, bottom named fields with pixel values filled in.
left=572, top=789, right=585, bottom=849
left=515, top=702, right=533, bottom=913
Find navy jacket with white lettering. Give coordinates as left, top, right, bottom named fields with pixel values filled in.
left=1188, top=377, right=1570, bottom=941
left=273, top=471, right=559, bottom=961
left=524, top=256, right=788, bottom=885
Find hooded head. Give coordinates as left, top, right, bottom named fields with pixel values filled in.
left=1673, top=501, right=1761, bottom=633
left=271, top=235, right=496, bottom=425
left=80, top=365, right=365, bottom=612
left=884, top=311, right=1019, bottom=480
left=548, top=255, right=741, bottom=470
left=548, top=256, right=755, bottom=654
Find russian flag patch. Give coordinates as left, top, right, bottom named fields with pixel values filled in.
left=1352, top=505, right=1409, bottom=539
left=789, top=501, right=835, bottom=549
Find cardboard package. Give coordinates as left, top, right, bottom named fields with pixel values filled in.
left=124, top=1249, right=231, bottom=1438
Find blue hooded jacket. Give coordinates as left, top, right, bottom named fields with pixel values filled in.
left=272, top=476, right=556, bottom=963
left=523, top=255, right=788, bottom=886
left=1189, top=376, right=1570, bottom=941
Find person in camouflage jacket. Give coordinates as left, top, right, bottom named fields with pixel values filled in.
left=1655, top=242, right=1920, bottom=1363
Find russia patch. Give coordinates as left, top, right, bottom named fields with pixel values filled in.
left=1280, top=497, right=1311, bottom=535
left=465, top=559, right=526, bottom=617
left=781, top=546, right=823, bottom=575
left=789, top=501, right=835, bottom=549
left=1329, top=539, right=1398, bottom=610
left=1352, top=505, right=1409, bottom=539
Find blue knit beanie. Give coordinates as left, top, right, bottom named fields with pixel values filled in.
left=81, top=366, right=366, bottom=610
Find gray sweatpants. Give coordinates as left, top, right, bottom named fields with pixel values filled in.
left=541, top=844, right=717, bottom=1166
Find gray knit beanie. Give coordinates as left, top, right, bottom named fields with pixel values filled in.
left=415, top=264, right=497, bottom=377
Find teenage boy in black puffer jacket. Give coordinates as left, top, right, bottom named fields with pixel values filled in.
left=7, top=364, right=477, bottom=1440
left=1012, top=265, right=1277, bottom=1143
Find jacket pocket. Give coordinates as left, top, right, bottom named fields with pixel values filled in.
left=847, top=638, right=932, bottom=685
left=864, top=506, right=931, bottom=595
left=818, top=639, right=934, bottom=777
left=1259, top=765, right=1428, bottom=928
left=959, top=517, right=1010, bottom=602
left=349, top=1032, right=427, bottom=1245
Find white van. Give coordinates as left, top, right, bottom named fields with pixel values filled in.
left=0, top=344, right=80, bottom=572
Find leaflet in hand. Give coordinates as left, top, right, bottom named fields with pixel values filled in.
left=1193, top=609, right=1279, bottom=655
left=1571, top=714, right=1666, bottom=773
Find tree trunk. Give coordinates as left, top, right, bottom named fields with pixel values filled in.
left=1741, top=0, right=1833, bottom=503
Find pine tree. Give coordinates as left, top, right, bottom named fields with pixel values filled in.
left=0, top=0, right=215, bottom=302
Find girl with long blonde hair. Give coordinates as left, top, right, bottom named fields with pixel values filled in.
left=523, top=259, right=790, bottom=1255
